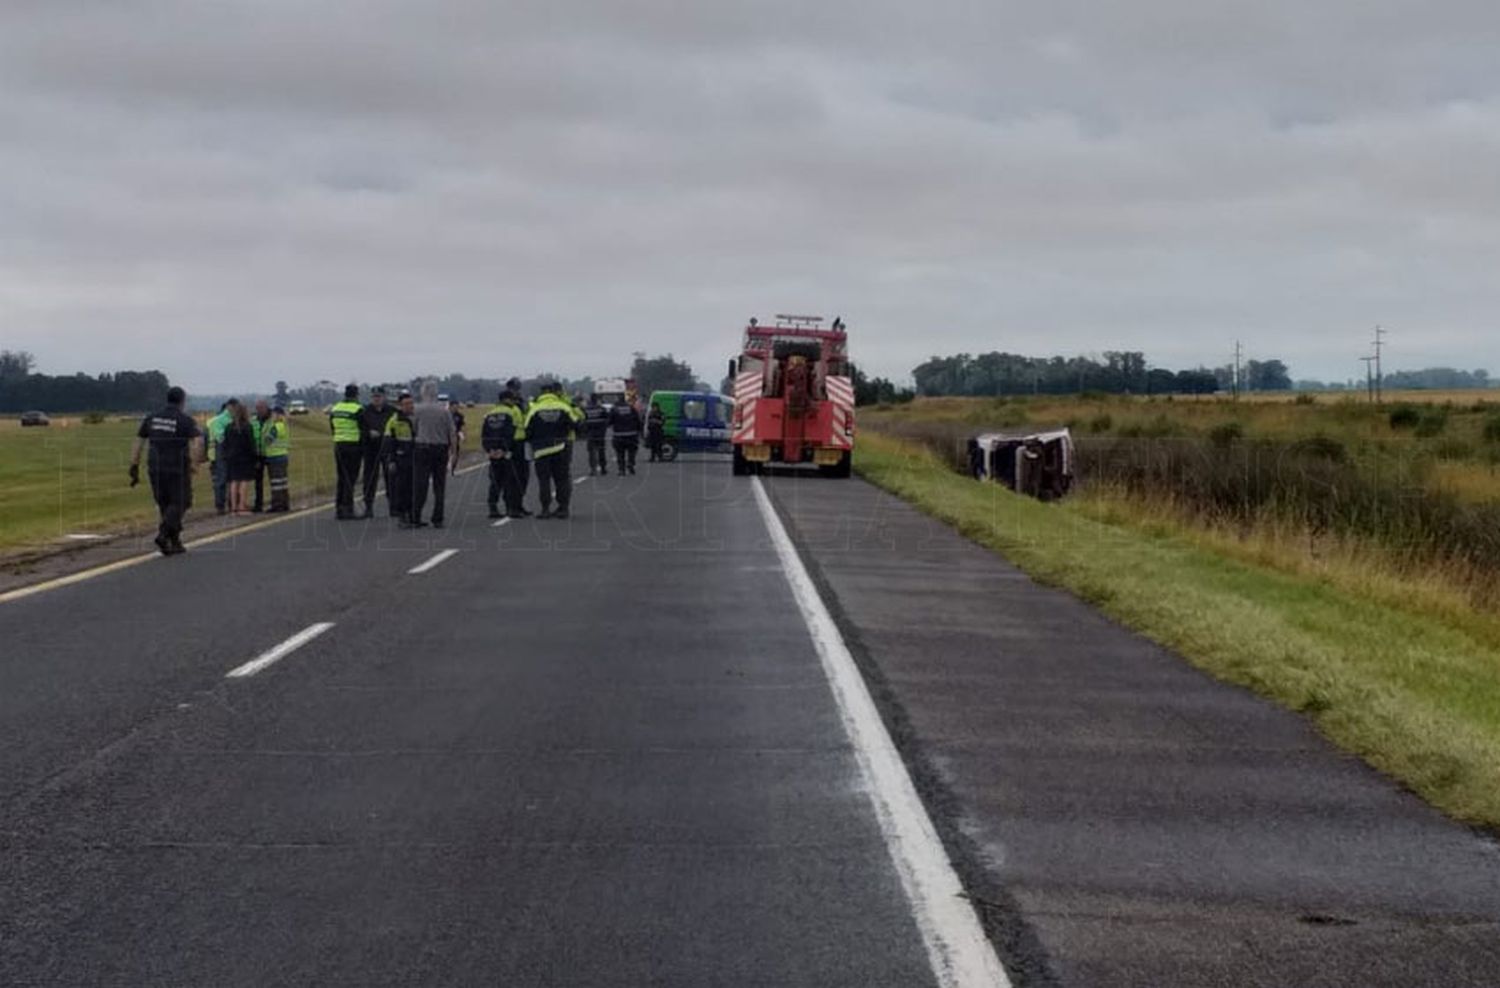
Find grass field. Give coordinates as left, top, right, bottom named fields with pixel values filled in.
left=852, top=431, right=1500, bottom=831
left=0, top=415, right=342, bottom=554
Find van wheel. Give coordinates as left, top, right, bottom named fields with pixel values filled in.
left=661, top=440, right=679, bottom=462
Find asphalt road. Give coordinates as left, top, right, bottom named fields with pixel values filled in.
left=3, top=451, right=1498, bottom=987
left=0, top=453, right=938, bottom=988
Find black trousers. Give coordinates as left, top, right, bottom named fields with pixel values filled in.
left=334, top=443, right=363, bottom=517
left=266, top=457, right=290, bottom=512
left=148, top=469, right=192, bottom=543
left=389, top=452, right=414, bottom=520
left=534, top=452, right=572, bottom=510
left=516, top=456, right=530, bottom=499
left=613, top=437, right=638, bottom=473
left=360, top=445, right=385, bottom=510
left=252, top=456, right=266, bottom=511
left=412, top=443, right=449, bottom=524
left=587, top=438, right=608, bottom=473
left=647, top=434, right=664, bottom=461
left=487, top=457, right=523, bottom=514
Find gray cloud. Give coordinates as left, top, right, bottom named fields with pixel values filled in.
left=2, top=1, right=1498, bottom=390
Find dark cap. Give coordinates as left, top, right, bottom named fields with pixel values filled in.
left=372, top=386, right=386, bottom=396
left=272, top=404, right=285, bottom=414
left=505, top=377, right=522, bottom=390
left=166, top=386, right=186, bottom=406
left=344, top=384, right=360, bottom=399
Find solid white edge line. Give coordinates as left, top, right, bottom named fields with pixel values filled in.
left=491, top=517, right=512, bottom=528
left=407, top=548, right=460, bottom=575
left=751, top=477, right=1012, bottom=988
left=574, top=476, right=588, bottom=485
left=225, top=622, right=336, bottom=679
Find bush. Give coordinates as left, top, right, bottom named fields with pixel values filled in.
left=1208, top=421, right=1245, bottom=448
left=1088, top=414, right=1113, bottom=434
left=1291, top=434, right=1347, bottom=463
left=1388, top=405, right=1421, bottom=429
left=1116, top=414, right=1181, bottom=439
left=1434, top=439, right=1475, bottom=461
left=1483, top=415, right=1500, bottom=444
left=1415, top=409, right=1449, bottom=438
left=82, top=410, right=107, bottom=425
left=1294, top=393, right=1317, bottom=405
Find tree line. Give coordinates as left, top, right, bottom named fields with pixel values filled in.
left=909, top=351, right=1292, bottom=397
left=0, top=350, right=171, bottom=413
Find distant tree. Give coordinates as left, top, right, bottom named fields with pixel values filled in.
left=1381, top=367, right=1493, bottom=390
left=1246, top=359, right=1292, bottom=391
left=0, top=350, right=35, bottom=382
left=630, top=353, right=698, bottom=396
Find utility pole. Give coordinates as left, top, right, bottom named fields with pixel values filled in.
left=1232, top=341, right=1244, bottom=400
left=1372, top=325, right=1387, bottom=404
left=1360, top=355, right=1377, bottom=404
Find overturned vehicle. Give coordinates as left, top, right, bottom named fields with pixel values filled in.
left=967, top=429, right=1075, bottom=501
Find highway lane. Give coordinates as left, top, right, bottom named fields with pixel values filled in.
left=0, top=453, right=947, bottom=987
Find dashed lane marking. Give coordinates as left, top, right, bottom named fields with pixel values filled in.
left=225, top=622, right=336, bottom=679
left=751, top=477, right=1012, bottom=988
left=407, top=549, right=460, bottom=575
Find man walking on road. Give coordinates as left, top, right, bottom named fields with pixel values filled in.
left=329, top=384, right=364, bottom=521
left=582, top=394, right=610, bottom=476
left=128, top=386, right=205, bottom=556
left=359, top=387, right=395, bottom=518
left=608, top=397, right=642, bottom=475
left=262, top=404, right=292, bottom=512
left=411, top=381, right=457, bottom=528
left=382, top=391, right=417, bottom=525
left=525, top=380, right=583, bottom=519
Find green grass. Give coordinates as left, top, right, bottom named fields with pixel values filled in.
left=854, top=431, right=1500, bottom=831
left=0, top=416, right=342, bottom=553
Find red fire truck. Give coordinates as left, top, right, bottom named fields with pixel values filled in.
left=729, top=314, right=855, bottom=477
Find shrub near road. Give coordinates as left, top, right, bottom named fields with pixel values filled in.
left=855, top=404, right=1500, bottom=831
left=0, top=414, right=340, bottom=554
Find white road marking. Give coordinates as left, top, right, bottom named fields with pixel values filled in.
left=408, top=548, right=459, bottom=574
left=492, top=517, right=512, bottom=529
left=225, top=622, right=336, bottom=679
left=574, top=476, right=589, bottom=485
left=62, top=533, right=110, bottom=541
left=751, top=477, right=1012, bottom=988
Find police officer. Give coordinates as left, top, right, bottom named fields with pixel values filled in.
left=262, top=405, right=292, bottom=512
left=329, top=384, right=364, bottom=520
left=481, top=390, right=527, bottom=519
left=609, top=397, right=643, bottom=475
left=359, top=387, right=395, bottom=518
left=382, top=391, right=417, bottom=525
left=505, top=377, right=531, bottom=503
left=582, top=394, right=610, bottom=476
left=128, top=386, right=205, bottom=555
left=524, top=380, right=583, bottom=519
left=251, top=399, right=272, bottom=512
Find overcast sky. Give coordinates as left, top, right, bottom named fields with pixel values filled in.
left=3, top=1, right=1498, bottom=391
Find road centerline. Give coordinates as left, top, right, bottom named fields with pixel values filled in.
left=225, top=622, right=336, bottom=679
left=751, top=477, right=1011, bottom=988
left=408, top=549, right=460, bottom=575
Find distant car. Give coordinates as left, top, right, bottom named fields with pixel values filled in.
left=19, top=410, right=50, bottom=427
left=287, top=400, right=309, bottom=416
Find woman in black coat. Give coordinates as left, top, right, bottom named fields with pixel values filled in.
left=221, top=402, right=259, bottom=515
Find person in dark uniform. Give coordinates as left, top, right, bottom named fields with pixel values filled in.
left=608, top=398, right=642, bottom=475
left=329, top=384, right=364, bottom=520
left=582, top=394, right=610, bottom=476
left=481, top=390, right=526, bottom=519
left=359, top=387, right=395, bottom=518
left=524, top=380, right=582, bottom=519
left=505, top=378, right=531, bottom=505
left=381, top=391, right=417, bottom=525
left=128, top=386, right=204, bottom=555
left=646, top=401, right=666, bottom=462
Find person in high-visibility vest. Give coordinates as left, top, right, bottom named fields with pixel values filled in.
left=482, top=390, right=527, bottom=519
left=206, top=400, right=235, bottom=514
left=251, top=399, right=272, bottom=512
left=381, top=391, right=417, bottom=526
left=328, top=384, right=364, bottom=520
left=524, top=380, right=583, bottom=519
left=262, top=405, right=292, bottom=512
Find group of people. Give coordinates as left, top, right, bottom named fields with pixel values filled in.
left=127, top=379, right=672, bottom=557
left=206, top=398, right=293, bottom=515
